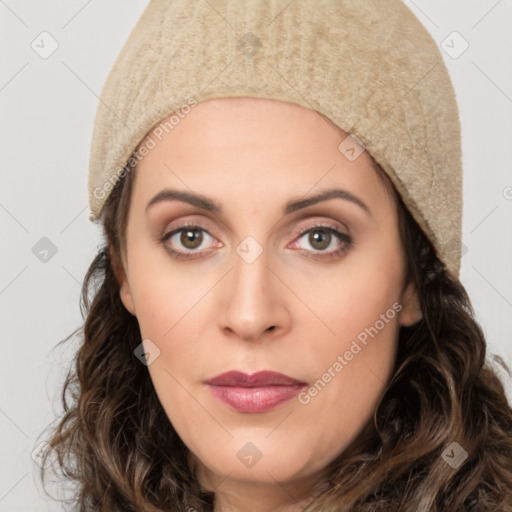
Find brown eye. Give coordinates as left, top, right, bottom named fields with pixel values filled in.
left=180, top=228, right=203, bottom=249
left=159, top=224, right=218, bottom=260
left=308, top=229, right=331, bottom=251
left=292, top=224, right=353, bottom=260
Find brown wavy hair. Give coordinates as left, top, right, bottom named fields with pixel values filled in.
left=37, top=156, right=512, bottom=511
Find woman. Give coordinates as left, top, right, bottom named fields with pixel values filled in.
left=38, top=1, right=512, bottom=511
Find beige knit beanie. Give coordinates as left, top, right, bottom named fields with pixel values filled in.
left=87, top=0, right=463, bottom=280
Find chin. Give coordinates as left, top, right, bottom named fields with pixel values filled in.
left=191, top=439, right=327, bottom=488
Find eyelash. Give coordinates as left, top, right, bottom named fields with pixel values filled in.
left=158, top=222, right=353, bottom=261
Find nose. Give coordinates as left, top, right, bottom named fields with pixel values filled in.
left=217, top=249, right=291, bottom=342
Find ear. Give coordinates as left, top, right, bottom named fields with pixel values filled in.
left=397, top=280, right=422, bottom=327
left=109, top=245, right=136, bottom=316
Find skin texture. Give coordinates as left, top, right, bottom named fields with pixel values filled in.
left=117, top=98, right=422, bottom=512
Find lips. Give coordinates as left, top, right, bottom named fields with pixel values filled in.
left=205, top=370, right=306, bottom=387
left=204, top=370, right=307, bottom=413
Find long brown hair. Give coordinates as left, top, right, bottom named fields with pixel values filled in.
left=38, top=156, right=512, bottom=511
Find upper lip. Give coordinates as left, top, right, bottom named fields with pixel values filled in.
left=205, top=370, right=307, bottom=387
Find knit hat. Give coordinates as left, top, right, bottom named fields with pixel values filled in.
left=87, top=0, right=463, bottom=280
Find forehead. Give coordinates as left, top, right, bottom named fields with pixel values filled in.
left=131, top=98, right=391, bottom=214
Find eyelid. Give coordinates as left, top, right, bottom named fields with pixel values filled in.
left=159, top=217, right=219, bottom=243
left=160, top=221, right=220, bottom=247
left=290, top=218, right=350, bottom=238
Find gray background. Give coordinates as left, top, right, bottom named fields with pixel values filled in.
left=1, top=0, right=511, bottom=510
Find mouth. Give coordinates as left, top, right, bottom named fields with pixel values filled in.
left=204, top=370, right=307, bottom=413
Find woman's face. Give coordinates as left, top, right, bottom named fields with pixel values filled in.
left=118, top=98, right=421, bottom=501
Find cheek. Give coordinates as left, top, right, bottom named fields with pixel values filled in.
left=127, top=252, right=210, bottom=341
left=287, top=246, right=402, bottom=446
left=299, top=236, right=403, bottom=348
left=127, top=258, right=217, bottom=418
left=293, top=294, right=400, bottom=467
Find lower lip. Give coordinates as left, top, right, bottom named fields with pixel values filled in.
left=206, top=384, right=306, bottom=413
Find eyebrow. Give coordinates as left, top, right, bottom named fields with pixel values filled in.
left=145, top=188, right=371, bottom=216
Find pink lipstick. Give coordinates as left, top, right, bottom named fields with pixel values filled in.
left=204, top=370, right=307, bottom=413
